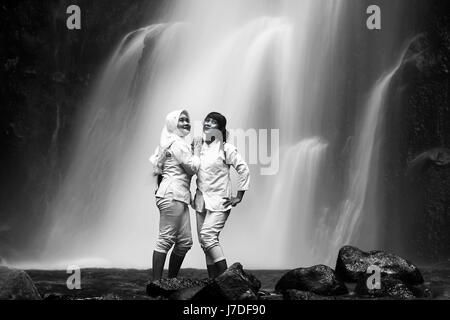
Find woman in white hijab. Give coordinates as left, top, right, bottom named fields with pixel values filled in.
left=149, top=110, right=202, bottom=280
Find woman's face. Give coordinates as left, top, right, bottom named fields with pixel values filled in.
left=177, top=112, right=191, bottom=136
left=203, top=117, right=219, bottom=134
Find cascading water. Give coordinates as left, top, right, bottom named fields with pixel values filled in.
left=14, top=0, right=418, bottom=269
left=315, top=42, right=415, bottom=265
left=260, top=138, right=328, bottom=268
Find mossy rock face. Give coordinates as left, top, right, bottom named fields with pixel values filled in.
left=383, top=3, right=450, bottom=263
left=0, top=0, right=163, bottom=265
left=0, top=267, right=42, bottom=300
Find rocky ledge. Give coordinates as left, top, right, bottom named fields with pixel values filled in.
left=0, top=246, right=436, bottom=300
left=144, top=246, right=433, bottom=301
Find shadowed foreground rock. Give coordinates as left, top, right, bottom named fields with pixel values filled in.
left=275, top=265, right=348, bottom=296
left=146, top=278, right=210, bottom=298
left=192, top=263, right=261, bottom=301
left=335, top=246, right=424, bottom=285
left=0, top=267, right=41, bottom=300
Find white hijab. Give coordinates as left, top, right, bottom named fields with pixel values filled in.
left=149, top=110, right=191, bottom=174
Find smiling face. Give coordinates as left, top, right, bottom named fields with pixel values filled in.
left=203, top=116, right=221, bottom=142
left=177, top=111, right=191, bottom=136
left=203, top=116, right=219, bottom=134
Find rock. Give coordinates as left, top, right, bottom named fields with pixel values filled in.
left=275, top=265, right=348, bottom=296
left=409, top=284, right=433, bottom=299
left=146, top=278, right=210, bottom=298
left=282, top=289, right=336, bottom=300
left=192, top=263, right=261, bottom=301
left=335, top=246, right=424, bottom=285
left=391, top=10, right=450, bottom=263
left=0, top=267, right=41, bottom=300
left=355, top=274, right=416, bottom=300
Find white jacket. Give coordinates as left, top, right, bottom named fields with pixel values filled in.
left=194, top=140, right=250, bottom=212
left=155, top=139, right=200, bottom=205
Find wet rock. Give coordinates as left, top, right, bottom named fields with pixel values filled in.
left=355, top=274, right=416, bottom=299
left=275, top=265, right=348, bottom=296
left=192, top=263, right=261, bottom=301
left=146, top=278, right=210, bottom=298
left=0, top=267, right=41, bottom=300
left=335, top=246, right=424, bottom=285
left=282, top=289, right=336, bottom=300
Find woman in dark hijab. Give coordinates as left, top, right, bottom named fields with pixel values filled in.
left=192, top=112, right=250, bottom=278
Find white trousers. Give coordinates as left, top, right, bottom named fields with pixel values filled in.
left=155, top=198, right=193, bottom=256
left=196, top=210, right=230, bottom=264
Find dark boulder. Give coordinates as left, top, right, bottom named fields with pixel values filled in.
left=146, top=278, right=210, bottom=298
left=355, top=274, right=416, bottom=300
left=192, top=263, right=261, bottom=301
left=335, top=246, right=424, bottom=285
left=0, top=267, right=41, bottom=300
left=275, top=265, right=348, bottom=296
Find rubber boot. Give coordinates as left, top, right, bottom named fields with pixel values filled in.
left=207, top=264, right=217, bottom=279
left=215, top=259, right=228, bottom=277
left=168, top=252, right=186, bottom=278
left=152, top=251, right=167, bottom=281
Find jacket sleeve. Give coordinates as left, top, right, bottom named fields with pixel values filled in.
left=172, top=140, right=200, bottom=175
left=225, top=144, right=250, bottom=191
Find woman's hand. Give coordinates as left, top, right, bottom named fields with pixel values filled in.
left=223, top=197, right=241, bottom=207
left=223, top=191, right=245, bottom=208
left=193, top=137, right=203, bottom=156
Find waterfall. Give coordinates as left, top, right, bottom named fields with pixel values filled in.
left=12, top=0, right=416, bottom=270
left=260, top=138, right=328, bottom=268
left=317, top=42, right=414, bottom=265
